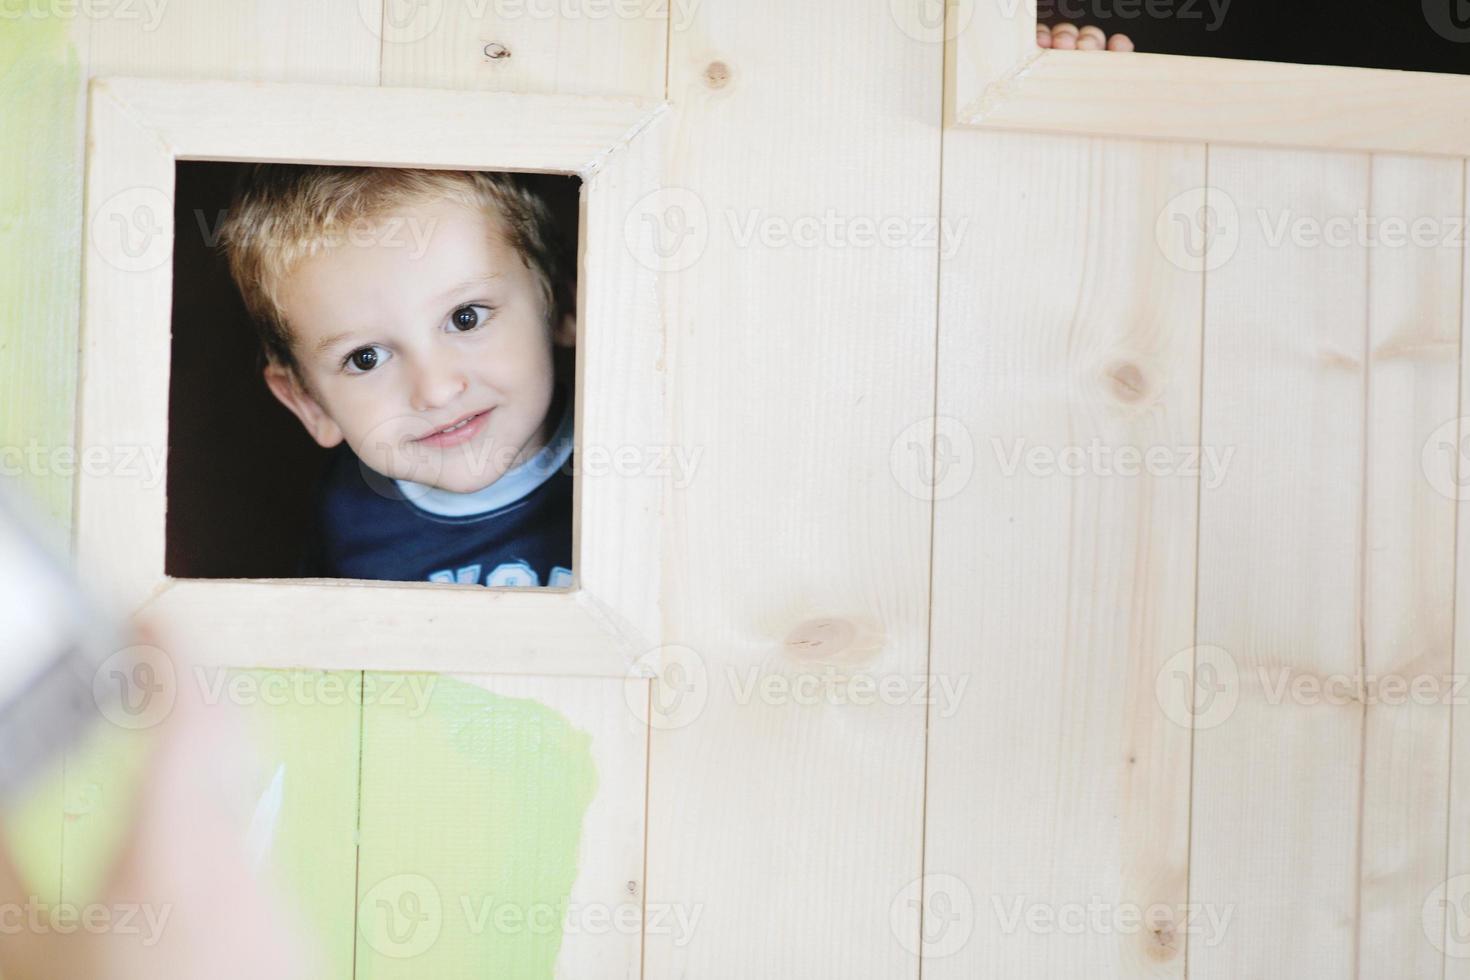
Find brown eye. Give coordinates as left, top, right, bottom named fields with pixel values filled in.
left=450, top=305, right=491, bottom=332
left=349, top=347, right=379, bottom=372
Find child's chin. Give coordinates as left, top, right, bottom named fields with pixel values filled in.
left=422, top=467, right=505, bottom=495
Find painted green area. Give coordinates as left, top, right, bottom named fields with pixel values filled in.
left=0, top=13, right=83, bottom=528
left=356, top=675, right=597, bottom=980
left=0, top=13, right=83, bottom=912
left=57, top=669, right=365, bottom=979
left=232, top=669, right=363, bottom=980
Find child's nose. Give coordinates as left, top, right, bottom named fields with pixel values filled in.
left=408, top=357, right=468, bottom=413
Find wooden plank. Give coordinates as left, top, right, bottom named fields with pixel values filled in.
left=362, top=23, right=668, bottom=980
left=379, top=0, right=666, bottom=98
left=957, top=47, right=1470, bottom=158
left=95, top=77, right=662, bottom=173
left=643, top=1, right=941, bottom=976
left=0, top=10, right=91, bottom=918
left=924, top=128, right=1202, bottom=978
left=947, top=0, right=1037, bottom=122
left=86, top=0, right=380, bottom=85
left=1443, top=161, right=1470, bottom=979
left=1189, top=145, right=1369, bottom=980
left=354, top=674, right=645, bottom=979
left=141, top=581, right=643, bottom=676
left=60, top=17, right=382, bottom=980
left=1357, top=154, right=1461, bottom=980
left=229, top=669, right=363, bottom=979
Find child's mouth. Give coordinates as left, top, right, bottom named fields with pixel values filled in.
left=416, top=409, right=491, bottom=448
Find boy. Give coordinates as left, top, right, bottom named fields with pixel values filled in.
left=219, top=166, right=577, bottom=588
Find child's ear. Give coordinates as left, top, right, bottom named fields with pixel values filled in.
left=552, top=308, right=576, bottom=349
left=263, top=362, right=344, bottom=448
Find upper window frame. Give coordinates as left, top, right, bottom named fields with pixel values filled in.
left=947, top=1, right=1470, bottom=156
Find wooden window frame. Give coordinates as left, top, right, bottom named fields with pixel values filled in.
left=948, top=1, right=1470, bottom=156
left=78, top=76, right=669, bottom=676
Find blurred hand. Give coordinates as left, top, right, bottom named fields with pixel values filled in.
left=1039, top=22, right=1136, bottom=51
left=0, top=624, right=313, bottom=980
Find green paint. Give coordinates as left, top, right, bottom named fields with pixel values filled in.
left=0, top=13, right=83, bottom=909
left=356, top=675, right=597, bottom=979
left=0, top=13, right=84, bottom=529
left=233, top=669, right=363, bottom=980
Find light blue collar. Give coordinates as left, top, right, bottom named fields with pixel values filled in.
left=394, top=394, right=573, bottom=518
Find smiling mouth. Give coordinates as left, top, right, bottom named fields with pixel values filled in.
left=416, top=409, right=491, bottom=442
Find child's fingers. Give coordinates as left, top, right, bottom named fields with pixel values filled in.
left=1076, top=25, right=1107, bottom=50
left=1049, top=22, right=1080, bottom=50
left=1036, top=23, right=1053, bottom=48
left=1107, top=31, right=1135, bottom=51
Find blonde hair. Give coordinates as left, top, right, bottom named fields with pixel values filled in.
left=218, top=165, right=573, bottom=378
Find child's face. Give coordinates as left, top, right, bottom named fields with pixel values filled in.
left=264, top=198, right=574, bottom=494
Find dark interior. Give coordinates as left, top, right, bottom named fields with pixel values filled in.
left=1041, top=0, right=1470, bottom=74
left=165, top=162, right=581, bottom=579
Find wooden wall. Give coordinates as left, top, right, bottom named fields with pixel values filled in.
left=3, top=2, right=1468, bottom=977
